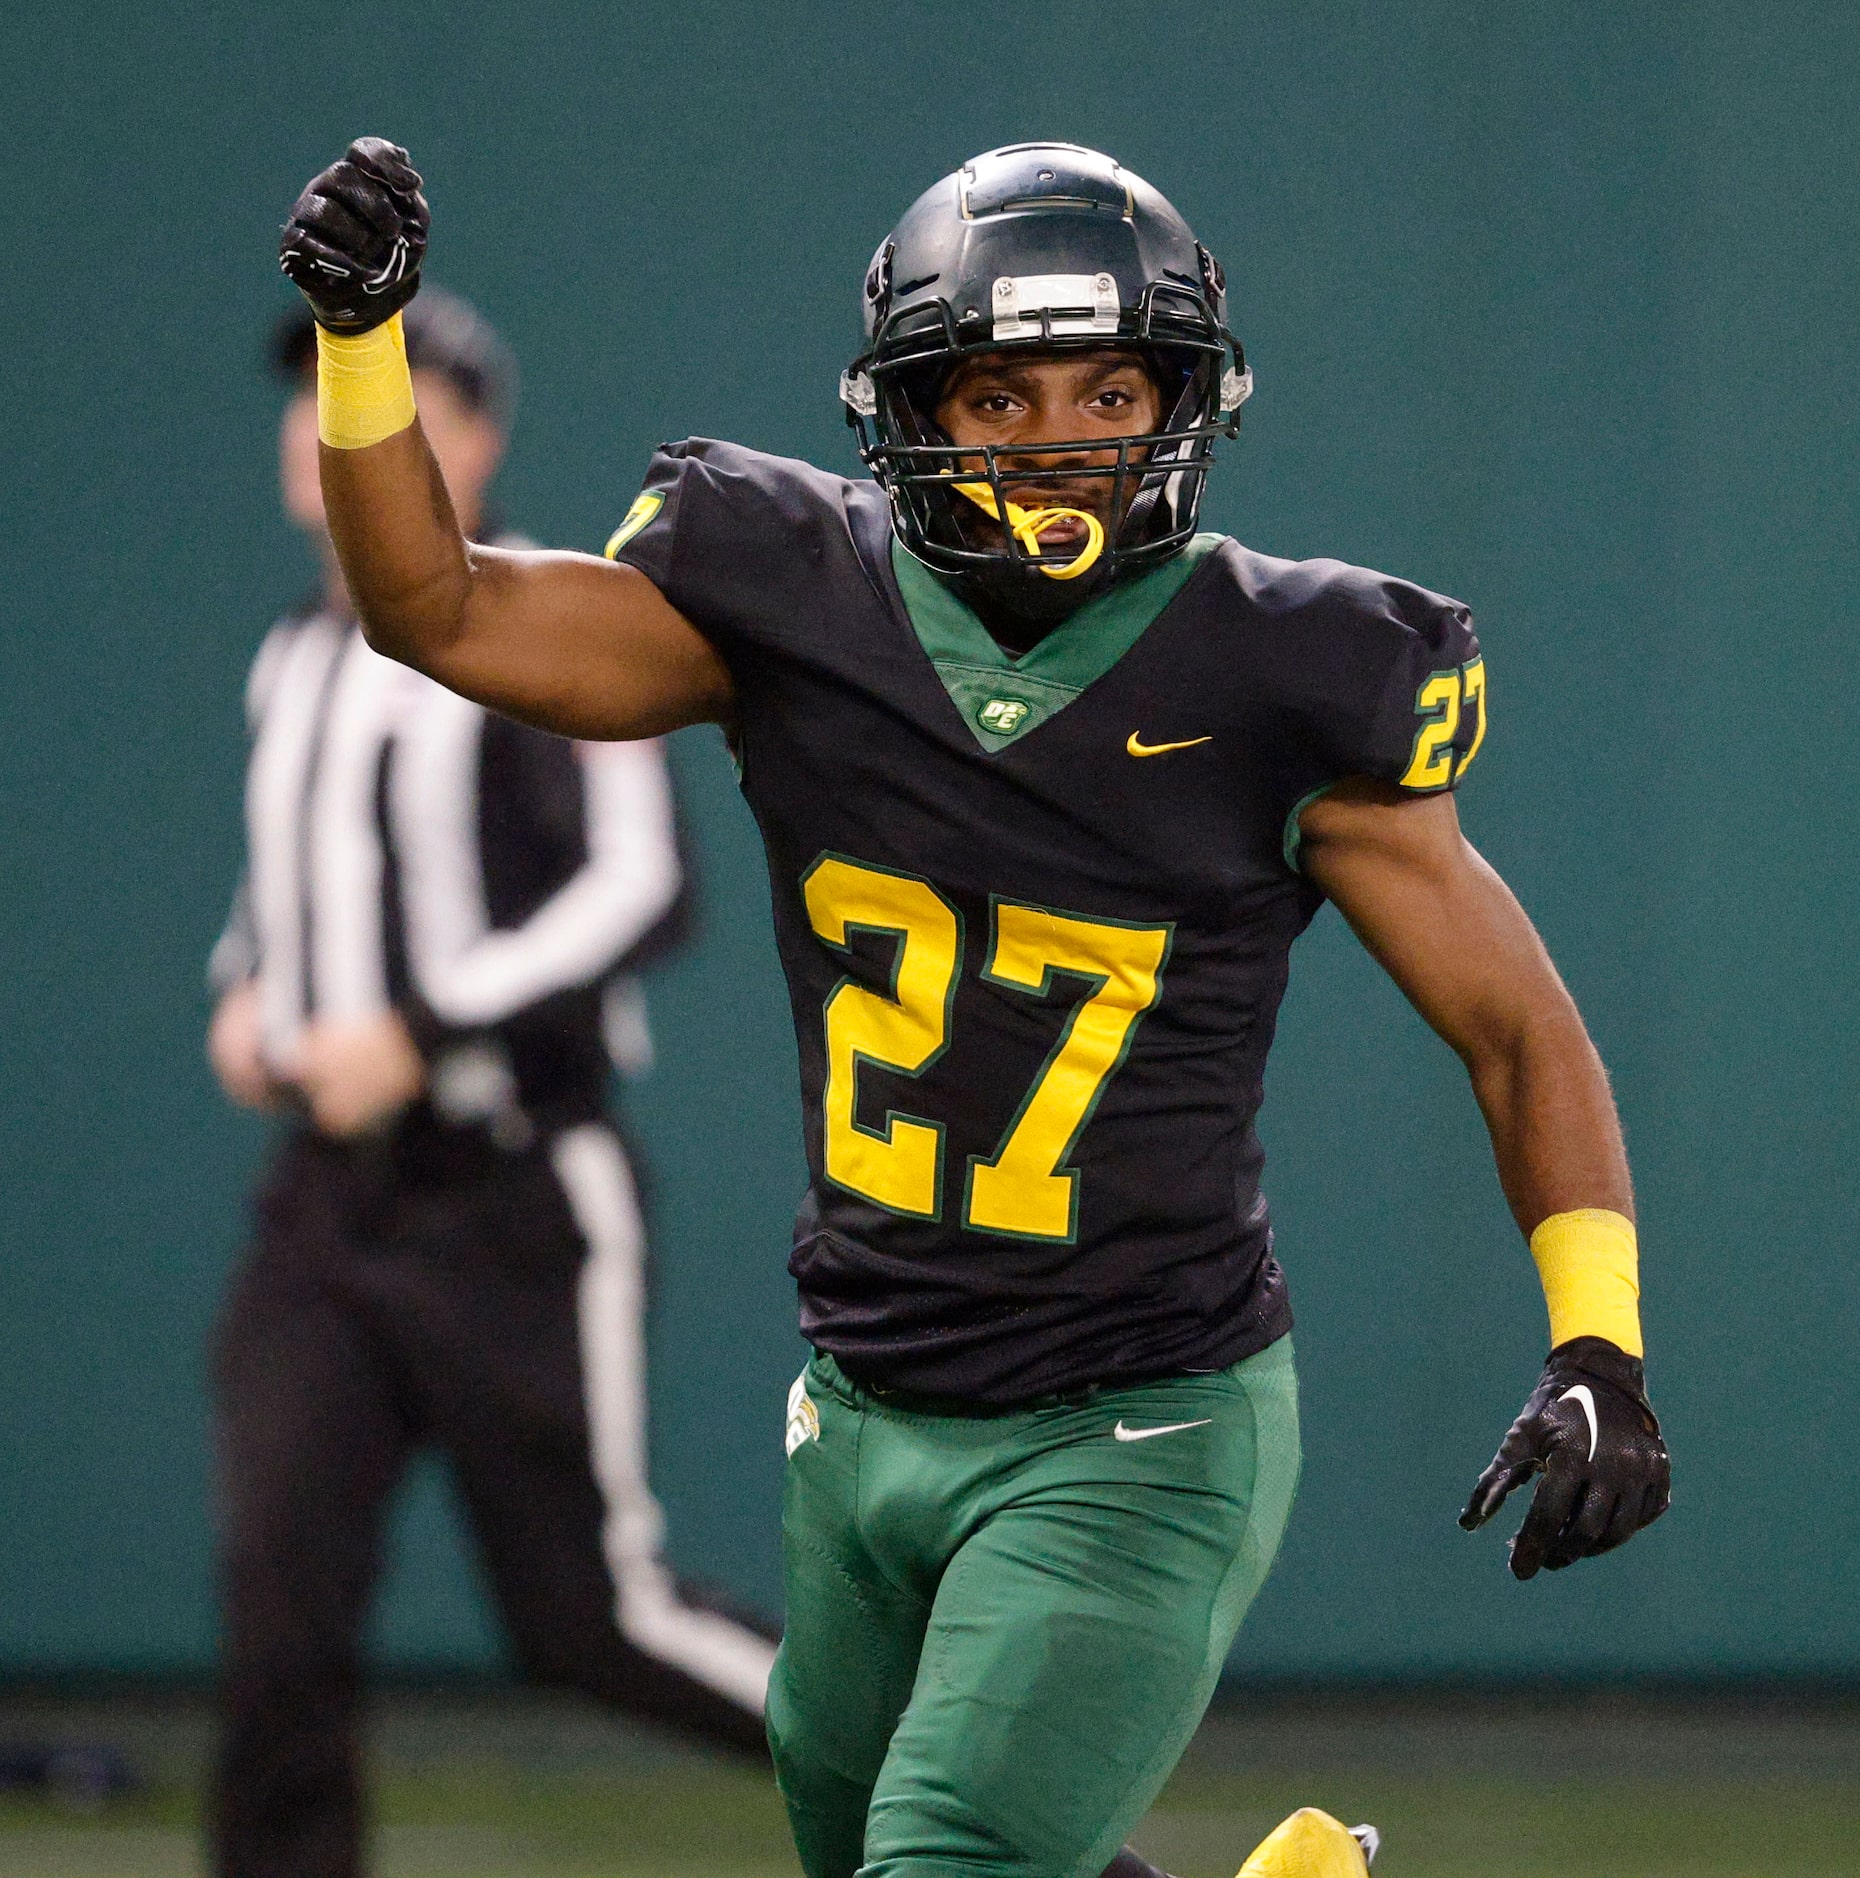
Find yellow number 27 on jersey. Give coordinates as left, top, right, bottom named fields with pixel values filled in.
left=1399, top=656, right=1487, bottom=790
left=803, top=855, right=1170, bottom=1241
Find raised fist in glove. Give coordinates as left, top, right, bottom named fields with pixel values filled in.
left=1459, top=1335, right=1670, bottom=1579
left=279, top=138, right=428, bottom=334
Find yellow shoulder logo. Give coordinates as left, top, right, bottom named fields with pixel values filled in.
left=603, top=490, right=663, bottom=560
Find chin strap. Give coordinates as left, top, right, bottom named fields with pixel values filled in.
left=951, top=481, right=1105, bottom=580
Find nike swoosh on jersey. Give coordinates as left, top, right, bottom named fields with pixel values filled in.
left=1112, top=1417, right=1213, bottom=1442
left=1559, top=1383, right=1600, bottom=1462
left=1126, top=732, right=1214, bottom=758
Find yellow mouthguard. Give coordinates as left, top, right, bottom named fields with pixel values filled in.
left=952, top=481, right=1105, bottom=580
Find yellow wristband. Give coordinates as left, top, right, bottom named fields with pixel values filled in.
left=316, top=311, right=417, bottom=450
left=1529, top=1208, right=1643, bottom=1357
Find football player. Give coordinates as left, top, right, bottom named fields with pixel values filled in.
left=277, top=137, right=1670, bottom=1878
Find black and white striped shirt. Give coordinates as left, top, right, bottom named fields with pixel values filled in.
left=212, top=600, right=686, bottom=1142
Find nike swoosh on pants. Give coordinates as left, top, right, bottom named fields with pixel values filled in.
left=1112, top=1418, right=1212, bottom=1442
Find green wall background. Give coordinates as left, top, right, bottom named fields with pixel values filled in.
left=3, top=3, right=1855, bottom=1680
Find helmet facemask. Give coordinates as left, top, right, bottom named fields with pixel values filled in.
left=847, top=280, right=1249, bottom=628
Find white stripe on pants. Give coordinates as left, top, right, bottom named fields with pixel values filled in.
left=550, top=1122, right=776, bottom=1715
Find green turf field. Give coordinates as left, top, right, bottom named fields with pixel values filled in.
left=0, top=1691, right=1851, bottom=1877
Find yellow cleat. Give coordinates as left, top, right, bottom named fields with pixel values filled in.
left=1235, top=1807, right=1379, bottom=1878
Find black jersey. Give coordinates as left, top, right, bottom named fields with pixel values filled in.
left=612, top=440, right=1483, bottom=1403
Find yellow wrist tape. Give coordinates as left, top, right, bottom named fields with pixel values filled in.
left=1529, top=1208, right=1643, bottom=1357
left=316, top=312, right=417, bottom=450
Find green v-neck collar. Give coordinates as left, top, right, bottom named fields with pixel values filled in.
left=889, top=534, right=1224, bottom=752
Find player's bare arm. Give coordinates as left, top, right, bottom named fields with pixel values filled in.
left=280, top=138, right=734, bottom=740
left=1298, top=780, right=1629, bottom=1230
left=322, top=425, right=732, bottom=736
left=1301, top=779, right=1669, bottom=1579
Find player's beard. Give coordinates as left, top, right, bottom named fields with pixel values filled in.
left=953, top=547, right=1112, bottom=650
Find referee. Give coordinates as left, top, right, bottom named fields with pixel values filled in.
left=205, top=289, right=775, bottom=1878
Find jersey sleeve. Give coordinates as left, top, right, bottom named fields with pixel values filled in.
left=601, top=437, right=855, bottom=664
left=600, top=446, right=688, bottom=586
left=1303, top=571, right=1485, bottom=795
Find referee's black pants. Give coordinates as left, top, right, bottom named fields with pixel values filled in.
left=209, top=1117, right=774, bottom=1878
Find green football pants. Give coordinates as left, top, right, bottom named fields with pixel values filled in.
left=766, top=1337, right=1302, bottom=1878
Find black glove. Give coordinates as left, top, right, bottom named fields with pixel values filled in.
left=279, top=138, right=429, bottom=334
left=1459, top=1335, right=1670, bottom=1579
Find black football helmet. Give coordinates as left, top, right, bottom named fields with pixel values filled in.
left=842, top=142, right=1250, bottom=620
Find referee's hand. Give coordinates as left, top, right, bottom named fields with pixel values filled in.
left=208, top=982, right=283, bottom=1114
left=285, top=1013, right=427, bottom=1138
left=280, top=138, right=429, bottom=334
left=1460, top=1337, right=1671, bottom=1579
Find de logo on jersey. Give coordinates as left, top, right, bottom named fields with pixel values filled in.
left=977, top=698, right=1032, bottom=735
